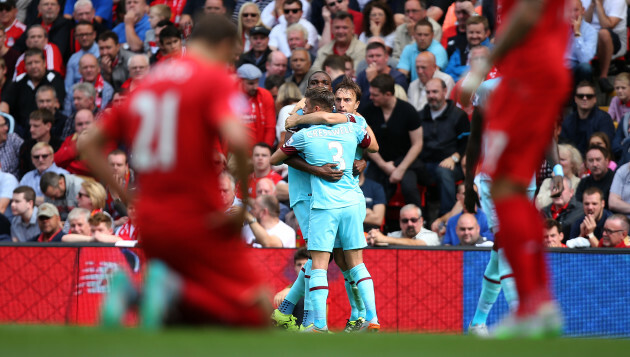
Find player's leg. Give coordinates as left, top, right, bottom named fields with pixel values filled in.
left=498, top=248, right=519, bottom=311
left=272, top=201, right=310, bottom=330
left=301, top=258, right=314, bottom=328
left=334, top=247, right=366, bottom=330
left=101, top=267, right=140, bottom=328
left=140, top=259, right=183, bottom=330
left=339, top=204, right=379, bottom=331
left=304, top=208, right=338, bottom=332
left=469, top=248, right=501, bottom=336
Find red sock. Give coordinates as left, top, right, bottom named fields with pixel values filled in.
left=494, top=195, right=550, bottom=316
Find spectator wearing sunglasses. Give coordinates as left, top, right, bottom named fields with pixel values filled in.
left=366, top=204, right=439, bottom=246
left=19, top=142, right=68, bottom=202
left=560, top=81, right=615, bottom=157
left=268, top=0, right=318, bottom=57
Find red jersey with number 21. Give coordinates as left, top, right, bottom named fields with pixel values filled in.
left=99, top=55, right=245, bottom=225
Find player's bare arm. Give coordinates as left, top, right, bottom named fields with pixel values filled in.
left=461, top=0, right=547, bottom=102
left=79, top=127, right=130, bottom=204
left=284, top=111, right=348, bottom=129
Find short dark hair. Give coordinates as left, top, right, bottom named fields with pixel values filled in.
left=253, top=142, right=273, bottom=155
left=294, top=247, right=310, bottom=262
left=89, top=212, right=113, bottom=229
left=305, top=87, right=335, bottom=112
left=332, top=10, right=354, bottom=22
left=264, top=74, right=285, bottom=91
left=98, top=30, right=119, bottom=44
left=466, top=15, right=490, bottom=31
left=108, top=149, right=128, bottom=163
left=369, top=73, right=395, bottom=95
left=543, top=218, right=562, bottom=232
left=13, top=186, right=36, bottom=204
left=75, top=20, right=95, bottom=32
left=159, top=25, right=182, bottom=43
left=190, top=14, right=237, bottom=45
left=323, top=54, right=346, bottom=72
left=156, top=19, right=174, bottom=28
left=586, top=145, right=609, bottom=160
left=583, top=187, right=604, bottom=201
left=29, top=109, right=55, bottom=125
left=334, top=75, right=361, bottom=102
left=366, top=42, right=387, bottom=53
left=283, top=0, right=302, bottom=10
left=414, top=18, right=433, bottom=33
left=24, top=48, right=45, bottom=62
left=576, top=80, right=596, bottom=93
left=40, top=172, right=62, bottom=194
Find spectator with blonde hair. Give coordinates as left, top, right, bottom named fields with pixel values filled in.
left=536, top=143, right=583, bottom=209
left=275, top=81, right=302, bottom=144
left=77, top=179, right=106, bottom=211
left=237, top=2, right=263, bottom=53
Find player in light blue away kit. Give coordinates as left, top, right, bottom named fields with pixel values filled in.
left=464, top=76, right=563, bottom=337
left=285, top=76, right=375, bottom=331
left=270, top=71, right=345, bottom=331
left=272, top=87, right=380, bottom=332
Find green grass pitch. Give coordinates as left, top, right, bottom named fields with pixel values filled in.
left=0, top=325, right=628, bottom=357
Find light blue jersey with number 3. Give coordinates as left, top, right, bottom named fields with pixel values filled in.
left=285, top=121, right=370, bottom=209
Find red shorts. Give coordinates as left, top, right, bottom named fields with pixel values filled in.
left=481, top=71, right=571, bottom=187
left=140, top=216, right=268, bottom=327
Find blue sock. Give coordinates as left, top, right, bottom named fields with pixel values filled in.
left=501, top=277, right=519, bottom=311
left=309, top=269, right=328, bottom=329
left=279, top=262, right=306, bottom=314
left=342, top=270, right=359, bottom=320
left=471, top=277, right=501, bottom=326
left=302, top=260, right=314, bottom=327
left=350, top=263, right=377, bottom=323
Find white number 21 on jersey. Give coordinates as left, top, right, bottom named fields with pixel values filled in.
left=328, top=141, right=346, bottom=170
left=131, top=91, right=180, bottom=172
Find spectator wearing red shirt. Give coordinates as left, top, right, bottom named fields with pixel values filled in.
left=599, top=214, right=630, bottom=248
left=0, top=0, right=25, bottom=48
left=241, top=142, right=287, bottom=200
left=543, top=219, right=567, bottom=248
left=54, top=108, right=94, bottom=176
left=13, top=25, right=65, bottom=80
left=237, top=63, right=276, bottom=147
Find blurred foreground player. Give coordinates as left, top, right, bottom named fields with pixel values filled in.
left=81, top=14, right=270, bottom=328
left=461, top=0, right=572, bottom=338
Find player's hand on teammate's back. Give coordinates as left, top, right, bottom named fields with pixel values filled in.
left=314, top=163, right=343, bottom=182
left=353, top=159, right=367, bottom=176
left=550, top=175, right=563, bottom=198
left=285, top=114, right=301, bottom=130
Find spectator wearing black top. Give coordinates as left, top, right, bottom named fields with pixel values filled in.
left=19, top=0, right=73, bottom=62
left=35, top=85, right=67, bottom=140
left=359, top=170, right=386, bottom=232
left=575, top=145, right=615, bottom=204
left=560, top=81, right=615, bottom=157
left=362, top=73, right=424, bottom=207
left=237, top=26, right=272, bottom=73
left=0, top=48, right=65, bottom=137
left=417, top=78, right=469, bottom=215
left=18, top=109, right=62, bottom=178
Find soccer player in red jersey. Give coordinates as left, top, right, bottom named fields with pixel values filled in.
left=461, top=0, right=571, bottom=337
left=81, top=14, right=270, bottom=328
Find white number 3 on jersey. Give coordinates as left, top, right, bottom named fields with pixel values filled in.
left=131, top=91, right=180, bottom=171
left=328, top=141, right=346, bottom=170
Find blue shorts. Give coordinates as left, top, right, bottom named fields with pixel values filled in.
left=293, top=200, right=310, bottom=241
left=308, top=203, right=366, bottom=253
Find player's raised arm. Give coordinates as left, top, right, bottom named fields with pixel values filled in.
left=79, top=127, right=129, bottom=204
left=364, top=125, right=379, bottom=153
left=284, top=111, right=348, bottom=130
left=461, top=0, right=547, bottom=101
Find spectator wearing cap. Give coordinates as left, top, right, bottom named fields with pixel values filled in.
left=31, top=202, right=64, bottom=242
left=237, top=63, right=276, bottom=147
left=0, top=0, right=26, bottom=48
left=237, top=25, right=272, bottom=73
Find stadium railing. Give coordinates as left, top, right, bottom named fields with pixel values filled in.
left=0, top=243, right=628, bottom=337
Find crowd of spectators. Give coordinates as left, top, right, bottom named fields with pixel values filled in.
left=0, top=0, right=629, bottom=250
